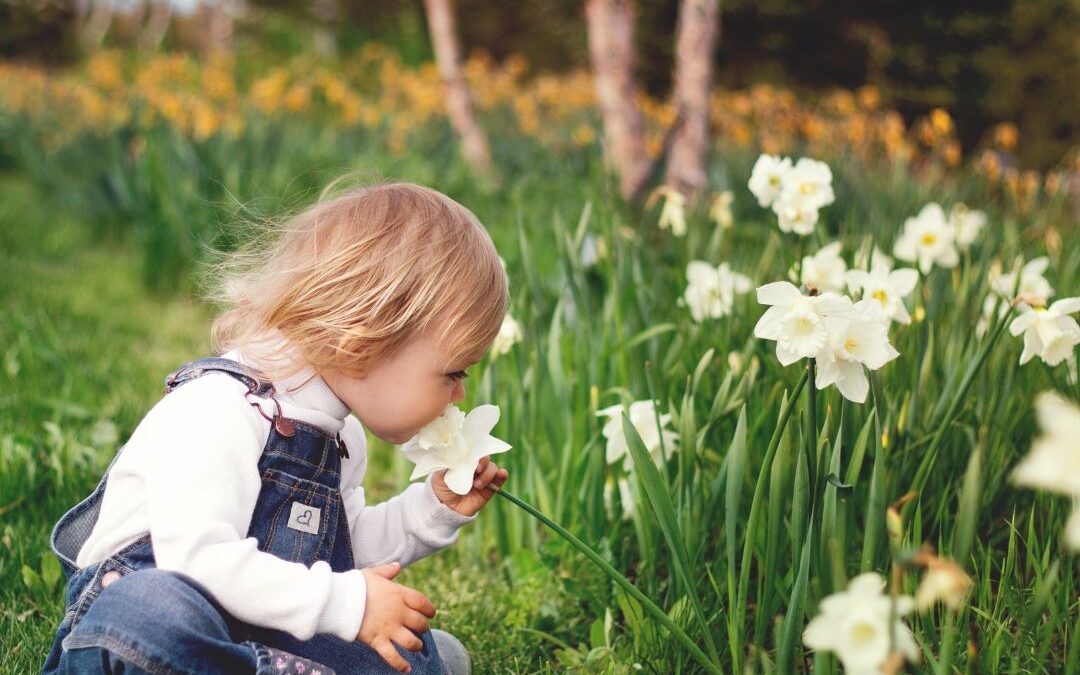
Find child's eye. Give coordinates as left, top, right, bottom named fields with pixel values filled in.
left=447, top=370, right=469, bottom=382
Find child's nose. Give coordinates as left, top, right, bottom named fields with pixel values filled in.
left=451, top=382, right=466, bottom=403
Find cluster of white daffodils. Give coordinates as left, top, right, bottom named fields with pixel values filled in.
left=749, top=154, right=835, bottom=236
left=683, top=261, right=752, bottom=322
left=1011, top=392, right=1080, bottom=548
left=400, top=403, right=512, bottom=495
left=893, top=202, right=986, bottom=274
left=491, top=314, right=523, bottom=356
left=803, top=573, right=919, bottom=675
left=754, top=281, right=900, bottom=403
left=596, top=400, right=679, bottom=521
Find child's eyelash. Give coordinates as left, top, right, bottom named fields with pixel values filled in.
left=448, top=370, right=469, bottom=381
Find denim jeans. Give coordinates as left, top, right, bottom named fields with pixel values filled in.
left=41, top=358, right=451, bottom=675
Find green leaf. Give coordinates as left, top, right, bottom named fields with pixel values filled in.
left=622, top=412, right=722, bottom=667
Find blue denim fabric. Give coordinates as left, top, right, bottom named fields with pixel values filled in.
left=42, top=358, right=448, bottom=675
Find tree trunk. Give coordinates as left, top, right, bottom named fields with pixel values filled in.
left=665, top=0, right=720, bottom=201
left=139, top=0, right=173, bottom=52
left=80, top=0, right=114, bottom=50
left=422, top=0, right=494, bottom=179
left=199, top=0, right=236, bottom=55
left=585, top=0, right=649, bottom=202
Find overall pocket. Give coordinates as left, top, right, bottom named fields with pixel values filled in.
left=251, top=468, right=338, bottom=565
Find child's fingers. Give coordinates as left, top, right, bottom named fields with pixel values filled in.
left=369, top=562, right=401, bottom=580
left=480, top=468, right=509, bottom=498
left=403, top=588, right=437, bottom=618
left=394, top=628, right=425, bottom=653
left=375, top=638, right=411, bottom=673
left=403, top=609, right=431, bottom=635
left=473, top=460, right=499, bottom=489
left=474, top=455, right=490, bottom=475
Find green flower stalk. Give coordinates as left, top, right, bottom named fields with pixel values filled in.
left=494, top=487, right=722, bottom=675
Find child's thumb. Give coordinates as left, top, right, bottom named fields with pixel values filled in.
left=370, top=562, right=401, bottom=579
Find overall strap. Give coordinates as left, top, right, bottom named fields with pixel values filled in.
left=163, top=357, right=273, bottom=396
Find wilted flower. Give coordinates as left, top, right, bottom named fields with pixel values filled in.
left=779, top=157, right=835, bottom=210
left=753, top=281, right=857, bottom=365
left=649, top=186, right=688, bottom=237
left=816, top=299, right=900, bottom=403
left=709, top=191, right=735, bottom=229
left=683, top=261, right=752, bottom=322
left=491, top=314, right=523, bottom=356
left=801, top=242, right=848, bottom=293
left=401, top=404, right=512, bottom=495
left=1011, top=392, right=1080, bottom=548
left=748, top=154, right=792, bottom=207
left=915, top=557, right=972, bottom=611
left=949, top=203, right=987, bottom=250
left=845, top=265, right=919, bottom=324
left=803, top=573, right=919, bottom=675
left=596, top=400, right=678, bottom=471
left=893, top=203, right=959, bottom=274
left=1008, top=298, right=1080, bottom=366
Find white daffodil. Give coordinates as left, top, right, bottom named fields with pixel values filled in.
left=779, top=157, right=835, bottom=210
left=772, top=195, right=820, bottom=236
left=748, top=154, right=792, bottom=208
left=491, top=314, right=523, bottom=356
left=709, top=190, right=734, bottom=229
left=401, top=403, right=512, bottom=495
left=893, top=203, right=959, bottom=274
left=804, top=573, right=919, bottom=675
left=990, top=256, right=1055, bottom=301
left=801, top=242, right=848, bottom=294
left=596, top=399, right=678, bottom=471
left=816, top=299, right=900, bottom=403
left=580, top=233, right=605, bottom=268
left=683, top=261, right=752, bottom=322
left=949, top=203, right=987, bottom=250
left=753, top=281, right=857, bottom=366
left=845, top=264, right=919, bottom=325
left=651, top=186, right=688, bottom=237
left=1008, top=298, right=1080, bottom=366
left=1012, top=392, right=1080, bottom=548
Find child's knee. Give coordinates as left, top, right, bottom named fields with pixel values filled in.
left=64, top=568, right=232, bottom=664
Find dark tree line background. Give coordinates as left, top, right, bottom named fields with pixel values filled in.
left=3, top=0, right=1078, bottom=169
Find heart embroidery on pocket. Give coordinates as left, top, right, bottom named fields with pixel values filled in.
left=287, top=501, right=321, bottom=535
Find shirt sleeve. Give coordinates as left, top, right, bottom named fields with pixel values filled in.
left=138, top=374, right=368, bottom=642
left=337, top=420, right=477, bottom=569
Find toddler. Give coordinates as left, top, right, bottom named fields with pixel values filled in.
left=41, top=182, right=510, bottom=675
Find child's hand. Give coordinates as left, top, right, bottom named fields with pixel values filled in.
left=432, top=455, right=508, bottom=517
left=357, top=562, right=437, bottom=673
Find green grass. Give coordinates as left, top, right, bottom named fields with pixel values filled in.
left=1, top=104, right=1079, bottom=673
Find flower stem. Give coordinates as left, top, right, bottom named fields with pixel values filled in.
left=493, top=487, right=722, bottom=674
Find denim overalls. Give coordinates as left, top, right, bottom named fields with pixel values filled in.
left=41, top=358, right=446, bottom=675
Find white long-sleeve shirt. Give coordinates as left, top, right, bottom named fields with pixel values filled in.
left=75, top=348, right=476, bottom=642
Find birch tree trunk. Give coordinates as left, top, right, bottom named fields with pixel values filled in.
left=665, top=0, right=720, bottom=201
left=80, top=0, right=114, bottom=50
left=139, top=0, right=173, bottom=52
left=585, top=0, right=649, bottom=202
left=423, top=0, right=494, bottom=179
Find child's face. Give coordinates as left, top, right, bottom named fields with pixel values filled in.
left=319, top=331, right=471, bottom=445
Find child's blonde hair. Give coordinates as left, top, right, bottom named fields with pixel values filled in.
left=211, top=180, right=508, bottom=381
